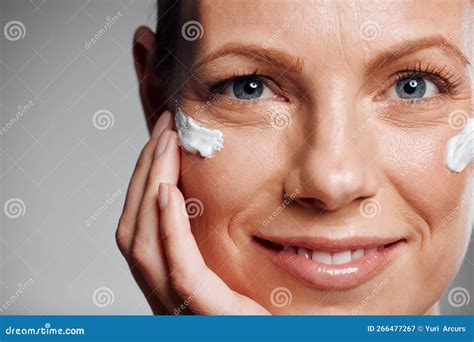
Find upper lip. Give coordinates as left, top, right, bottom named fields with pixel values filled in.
left=254, top=233, right=405, bottom=253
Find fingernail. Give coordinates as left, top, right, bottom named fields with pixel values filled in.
left=155, top=130, right=170, bottom=157
left=158, top=183, right=169, bottom=210
left=151, top=110, right=172, bottom=139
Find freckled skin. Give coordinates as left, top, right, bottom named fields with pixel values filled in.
left=144, top=0, right=472, bottom=314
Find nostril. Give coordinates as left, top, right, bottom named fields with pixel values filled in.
left=295, top=197, right=328, bottom=211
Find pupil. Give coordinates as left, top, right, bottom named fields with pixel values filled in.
left=395, top=76, right=426, bottom=99
left=232, top=77, right=264, bottom=99
left=244, top=81, right=259, bottom=94
left=403, top=78, right=418, bottom=94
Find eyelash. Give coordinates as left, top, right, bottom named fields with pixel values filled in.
left=205, top=63, right=463, bottom=102
left=385, top=62, right=463, bottom=96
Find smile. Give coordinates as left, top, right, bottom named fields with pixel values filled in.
left=253, top=235, right=406, bottom=290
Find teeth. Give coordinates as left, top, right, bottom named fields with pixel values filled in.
left=290, top=246, right=384, bottom=265
left=351, top=249, right=364, bottom=261
left=297, top=247, right=311, bottom=259
left=312, top=251, right=332, bottom=264
left=332, top=251, right=352, bottom=264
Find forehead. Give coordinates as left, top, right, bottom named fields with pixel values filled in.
left=183, top=0, right=468, bottom=62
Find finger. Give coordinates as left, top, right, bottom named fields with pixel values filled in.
left=131, top=130, right=183, bottom=312
left=116, top=110, right=172, bottom=259
left=159, top=183, right=269, bottom=315
left=116, top=111, right=172, bottom=314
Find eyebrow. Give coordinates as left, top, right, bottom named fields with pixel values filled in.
left=365, top=35, right=470, bottom=75
left=192, top=43, right=304, bottom=73
left=192, top=35, right=469, bottom=77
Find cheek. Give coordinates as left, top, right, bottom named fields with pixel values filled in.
left=179, top=127, right=284, bottom=241
left=380, top=125, right=469, bottom=229
left=179, top=127, right=290, bottom=283
left=379, top=125, right=472, bottom=286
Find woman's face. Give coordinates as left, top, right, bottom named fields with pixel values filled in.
left=158, top=1, right=473, bottom=314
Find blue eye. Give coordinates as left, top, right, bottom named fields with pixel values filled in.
left=389, top=75, right=439, bottom=100
left=223, top=76, right=275, bottom=100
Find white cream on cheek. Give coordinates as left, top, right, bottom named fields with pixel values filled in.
left=445, top=118, right=474, bottom=173
left=174, top=106, right=224, bottom=158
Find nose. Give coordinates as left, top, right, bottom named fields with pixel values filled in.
left=284, top=104, right=379, bottom=211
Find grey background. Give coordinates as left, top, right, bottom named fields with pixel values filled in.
left=0, top=0, right=472, bottom=315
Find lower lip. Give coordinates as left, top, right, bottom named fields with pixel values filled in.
left=267, top=241, right=403, bottom=290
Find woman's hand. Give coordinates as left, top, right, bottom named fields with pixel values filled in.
left=115, top=110, right=269, bottom=315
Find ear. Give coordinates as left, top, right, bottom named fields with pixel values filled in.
left=133, top=26, right=168, bottom=135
